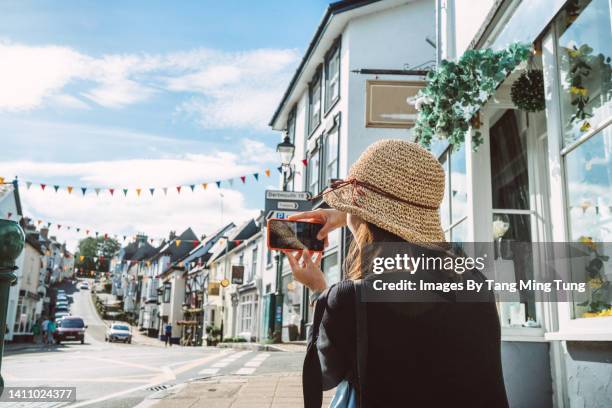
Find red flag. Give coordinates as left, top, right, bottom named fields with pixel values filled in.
left=301, top=159, right=308, bottom=166
left=41, top=184, right=46, bottom=191
left=176, top=186, right=182, bottom=193
left=240, top=176, right=246, bottom=183
left=7, top=212, right=12, bottom=218
left=233, top=240, right=242, bottom=245
left=57, top=225, right=62, bottom=230
left=193, top=240, right=199, bottom=248
left=104, top=233, right=108, bottom=240
left=86, top=230, right=90, bottom=235
left=109, top=188, right=115, bottom=196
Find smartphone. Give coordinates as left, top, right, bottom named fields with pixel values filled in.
left=267, top=219, right=325, bottom=252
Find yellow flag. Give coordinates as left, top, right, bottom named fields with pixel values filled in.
left=175, top=240, right=182, bottom=247
left=0, top=176, right=5, bottom=184
left=265, top=169, right=271, bottom=177
left=67, top=186, right=74, bottom=194
left=136, top=188, right=142, bottom=197
left=202, top=183, right=207, bottom=190
left=79, top=255, right=84, bottom=261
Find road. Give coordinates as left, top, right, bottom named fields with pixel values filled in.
left=3, top=281, right=303, bottom=408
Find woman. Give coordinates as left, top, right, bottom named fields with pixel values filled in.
left=284, top=140, right=508, bottom=408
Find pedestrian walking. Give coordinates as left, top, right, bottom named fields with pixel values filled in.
left=41, top=317, right=50, bottom=345
left=47, top=319, right=57, bottom=346
left=32, top=320, right=41, bottom=344
left=286, top=140, right=508, bottom=408
left=164, top=323, right=172, bottom=347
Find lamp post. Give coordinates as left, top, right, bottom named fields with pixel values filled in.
left=0, top=219, right=25, bottom=394
left=272, top=133, right=295, bottom=342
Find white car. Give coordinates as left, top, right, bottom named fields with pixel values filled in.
left=79, top=282, right=89, bottom=290
left=54, top=311, right=70, bottom=321
left=105, top=323, right=132, bottom=344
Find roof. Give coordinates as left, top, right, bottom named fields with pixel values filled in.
left=0, top=179, right=23, bottom=217
left=269, top=0, right=385, bottom=129
left=25, top=233, right=44, bottom=255
left=151, top=228, right=199, bottom=263
left=182, top=223, right=235, bottom=267
left=207, top=219, right=261, bottom=266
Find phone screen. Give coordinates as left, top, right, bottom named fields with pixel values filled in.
left=267, top=219, right=325, bottom=252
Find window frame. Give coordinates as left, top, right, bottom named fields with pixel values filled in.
left=308, top=66, right=323, bottom=136
left=306, top=139, right=322, bottom=197
left=321, top=113, right=341, bottom=191
left=324, top=37, right=341, bottom=115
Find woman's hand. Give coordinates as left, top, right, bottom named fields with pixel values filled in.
left=284, top=250, right=327, bottom=292
left=287, top=209, right=347, bottom=246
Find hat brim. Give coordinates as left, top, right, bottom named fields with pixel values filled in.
left=323, top=184, right=446, bottom=245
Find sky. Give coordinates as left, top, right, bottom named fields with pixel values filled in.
left=0, top=0, right=329, bottom=250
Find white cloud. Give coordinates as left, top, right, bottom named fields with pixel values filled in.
left=0, top=151, right=272, bottom=251
left=0, top=40, right=299, bottom=128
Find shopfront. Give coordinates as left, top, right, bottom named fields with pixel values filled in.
left=441, top=0, right=611, bottom=405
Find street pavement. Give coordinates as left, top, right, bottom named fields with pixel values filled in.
left=2, top=281, right=306, bottom=408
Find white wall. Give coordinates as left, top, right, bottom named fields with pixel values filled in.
left=452, top=0, right=496, bottom=56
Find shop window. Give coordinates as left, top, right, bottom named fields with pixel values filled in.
left=308, top=69, right=322, bottom=135
left=557, top=0, right=612, bottom=145
left=490, top=110, right=538, bottom=328
left=325, top=41, right=341, bottom=112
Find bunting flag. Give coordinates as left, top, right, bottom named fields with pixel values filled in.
left=193, top=240, right=199, bottom=248
left=79, top=255, right=84, bottom=262
left=7, top=212, right=12, bottom=218
left=302, top=159, right=308, bottom=166
left=277, top=166, right=283, bottom=174
left=234, top=240, right=243, bottom=245
left=175, top=240, right=182, bottom=247
left=20, top=167, right=275, bottom=199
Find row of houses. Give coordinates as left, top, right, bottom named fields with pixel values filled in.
left=0, top=180, right=74, bottom=342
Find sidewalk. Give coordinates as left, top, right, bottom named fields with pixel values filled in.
left=143, top=372, right=334, bottom=408
left=217, top=341, right=307, bottom=353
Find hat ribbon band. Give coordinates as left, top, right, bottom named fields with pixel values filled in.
left=312, top=177, right=438, bottom=211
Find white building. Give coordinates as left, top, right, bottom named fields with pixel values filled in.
left=0, top=179, right=24, bottom=342
left=269, top=0, right=436, bottom=340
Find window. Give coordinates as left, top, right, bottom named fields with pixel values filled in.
left=323, top=117, right=340, bottom=188
left=325, top=41, right=340, bottom=112
left=250, top=246, right=258, bottom=282
left=266, top=249, right=272, bottom=266
left=489, top=110, right=538, bottom=328
left=163, top=282, right=171, bottom=303
left=308, top=68, right=322, bottom=134
left=308, top=146, right=321, bottom=196
left=556, top=0, right=612, bottom=146
left=438, top=143, right=467, bottom=242
left=239, top=294, right=255, bottom=334
left=287, top=107, right=296, bottom=144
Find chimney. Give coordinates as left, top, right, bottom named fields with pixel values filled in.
left=41, top=228, right=49, bottom=240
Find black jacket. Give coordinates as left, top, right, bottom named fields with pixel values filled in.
left=303, top=279, right=509, bottom=408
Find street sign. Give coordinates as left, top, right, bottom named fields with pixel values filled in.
left=265, top=190, right=312, bottom=215
left=267, top=211, right=296, bottom=220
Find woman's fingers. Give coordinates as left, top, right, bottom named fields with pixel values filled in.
left=287, top=211, right=323, bottom=222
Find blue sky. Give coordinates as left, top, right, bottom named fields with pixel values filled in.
left=0, top=0, right=328, bottom=249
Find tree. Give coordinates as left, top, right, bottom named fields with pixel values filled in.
left=75, top=236, right=120, bottom=274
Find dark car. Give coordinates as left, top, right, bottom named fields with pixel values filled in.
left=55, top=317, right=87, bottom=344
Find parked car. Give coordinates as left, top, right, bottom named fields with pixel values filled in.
left=54, top=311, right=70, bottom=320
left=57, top=294, right=68, bottom=303
left=79, top=282, right=89, bottom=290
left=55, top=305, right=69, bottom=313
left=56, top=300, right=69, bottom=308
left=55, top=317, right=86, bottom=344
left=105, top=323, right=132, bottom=344
left=57, top=289, right=66, bottom=295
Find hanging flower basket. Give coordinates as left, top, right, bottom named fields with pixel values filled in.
left=510, top=69, right=545, bottom=112
left=413, top=43, right=532, bottom=151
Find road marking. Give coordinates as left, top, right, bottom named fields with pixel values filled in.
left=235, top=353, right=270, bottom=375
left=198, top=368, right=220, bottom=375
left=235, top=367, right=256, bottom=375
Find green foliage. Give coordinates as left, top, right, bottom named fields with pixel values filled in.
left=414, top=43, right=532, bottom=151
left=75, top=236, right=120, bottom=273
left=511, top=69, right=545, bottom=112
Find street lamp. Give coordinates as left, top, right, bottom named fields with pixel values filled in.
left=276, top=133, right=295, bottom=167
left=0, top=219, right=25, bottom=394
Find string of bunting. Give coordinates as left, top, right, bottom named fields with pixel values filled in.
left=5, top=167, right=284, bottom=198
left=4, top=212, right=246, bottom=250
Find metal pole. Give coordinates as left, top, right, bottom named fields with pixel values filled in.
left=0, top=219, right=25, bottom=395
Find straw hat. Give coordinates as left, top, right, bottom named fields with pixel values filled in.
left=322, top=139, right=446, bottom=244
